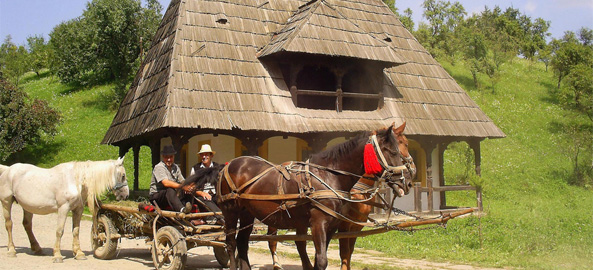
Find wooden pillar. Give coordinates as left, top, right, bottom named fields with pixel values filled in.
left=423, top=142, right=436, bottom=212
left=239, top=134, right=266, bottom=156
left=427, top=176, right=434, bottom=214
left=469, top=139, right=482, bottom=177
left=335, top=71, right=344, bottom=112
left=149, top=140, right=160, bottom=168
left=378, top=92, right=384, bottom=109
left=306, top=135, right=330, bottom=154
left=438, top=142, right=447, bottom=209
left=289, top=64, right=302, bottom=107
left=413, top=182, right=422, bottom=212
left=469, top=139, right=483, bottom=211
left=133, top=144, right=140, bottom=191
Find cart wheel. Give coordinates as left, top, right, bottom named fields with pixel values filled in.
left=214, top=246, right=230, bottom=267
left=152, top=226, right=187, bottom=270
left=92, top=214, right=119, bottom=260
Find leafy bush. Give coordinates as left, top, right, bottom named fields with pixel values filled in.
left=0, top=79, right=61, bottom=161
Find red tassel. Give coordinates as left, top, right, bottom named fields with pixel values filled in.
left=364, top=143, right=383, bottom=175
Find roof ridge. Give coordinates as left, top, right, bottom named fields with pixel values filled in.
left=321, top=0, right=400, bottom=53
left=256, top=0, right=321, bottom=57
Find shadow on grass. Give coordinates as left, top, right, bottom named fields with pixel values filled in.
left=19, top=71, right=52, bottom=85
left=5, top=139, right=66, bottom=166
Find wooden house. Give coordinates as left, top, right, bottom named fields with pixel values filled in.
left=102, top=0, right=505, bottom=212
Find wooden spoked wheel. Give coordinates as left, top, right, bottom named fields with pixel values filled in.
left=152, top=226, right=187, bottom=270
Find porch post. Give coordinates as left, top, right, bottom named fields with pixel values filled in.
left=469, top=139, right=483, bottom=211
left=133, top=144, right=140, bottom=191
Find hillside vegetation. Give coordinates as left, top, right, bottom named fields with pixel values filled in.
left=16, top=58, right=593, bottom=269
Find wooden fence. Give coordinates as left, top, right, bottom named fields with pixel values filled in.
left=413, top=177, right=482, bottom=214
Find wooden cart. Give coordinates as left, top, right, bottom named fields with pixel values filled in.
left=91, top=203, right=229, bottom=270
left=91, top=202, right=473, bottom=270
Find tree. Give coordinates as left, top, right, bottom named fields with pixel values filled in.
left=421, top=0, right=466, bottom=58
left=0, top=36, right=29, bottom=87
left=578, top=27, right=593, bottom=46
left=564, top=63, right=593, bottom=121
left=0, top=79, right=61, bottom=161
left=49, top=0, right=162, bottom=95
left=26, top=35, right=51, bottom=77
left=49, top=18, right=99, bottom=85
left=400, top=8, right=415, bottom=31
left=551, top=33, right=591, bottom=89
left=538, top=43, right=553, bottom=71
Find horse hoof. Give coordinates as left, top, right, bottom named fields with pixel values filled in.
left=7, top=251, right=16, bottom=257
left=53, top=257, right=64, bottom=263
left=75, top=254, right=87, bottom=260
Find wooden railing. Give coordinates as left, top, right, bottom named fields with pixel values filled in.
left=413, top=178, right=482, bottom=214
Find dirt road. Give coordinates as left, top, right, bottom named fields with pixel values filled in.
left=0, top=206, right=502, bottom=270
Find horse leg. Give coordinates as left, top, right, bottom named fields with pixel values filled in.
left=267, top=227, right=283, bottom=270
left=52, top=204, right=70, bottom=263
left=338, top=224, right=362, bottom=270
left=1, top=198, right=16, bottom=257
left=310, top=217, right=334, bottom=270
left=295, top=226, right=313, bottom=270
left=22, top=210, right=43, bottom=255
left=223, top=207, right=239, bottom=270
left=338, top=200, right=369, bottom=270
left=236, top=212, right=255, bottom=270
left=71, top=205, right=86, bottom=260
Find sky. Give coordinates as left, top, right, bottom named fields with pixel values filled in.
left=1, top=0, right=592, bottom=46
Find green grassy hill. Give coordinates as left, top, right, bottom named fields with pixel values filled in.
left=16, top=59, right=593, bottom=269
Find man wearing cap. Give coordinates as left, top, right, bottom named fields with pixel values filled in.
left=149, top=145, right=193, bottom=214
left=190, top=144, right=221, bottom=216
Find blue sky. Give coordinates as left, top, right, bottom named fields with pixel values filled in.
left=1, top=0, right=592, bottom=46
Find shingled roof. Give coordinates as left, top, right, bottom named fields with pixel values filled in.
left=102, top=0, right=504, bottom=145
left=257, top=0, right=405, bottom=67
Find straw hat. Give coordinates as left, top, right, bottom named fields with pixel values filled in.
left=197, top=144, right=216, bottom=155
left=160, top=145, right=177, bottom=155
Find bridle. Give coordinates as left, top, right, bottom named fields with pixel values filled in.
left=111, top=170, right=128, bottom=191
left=368, top=134, right=416, bottom=188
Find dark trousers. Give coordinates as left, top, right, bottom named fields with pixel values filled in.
left=197, top=194, right=221, bottom=220
left=149, top=188, right=192, bottom=212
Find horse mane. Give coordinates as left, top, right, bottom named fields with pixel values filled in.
left=71, top=160, right=118, bottom=213
left=310, top=132, right=370, bottom=163
left=182, top=163, right=225, bottom=190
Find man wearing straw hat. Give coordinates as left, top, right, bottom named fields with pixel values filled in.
left=190, top=144, right=221, bottom=219
left=149, top=145, right=193, bottom=214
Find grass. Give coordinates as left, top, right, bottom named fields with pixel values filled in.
left=356, top=60, right=593, bottom=269
left=14, top=71, right=154, bottom=190
left=14, top=58, right=593, bottom=270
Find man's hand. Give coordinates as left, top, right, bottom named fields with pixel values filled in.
left=182, top=183, right=195, bottom=194
left=196, top=190, right=212, bottom=200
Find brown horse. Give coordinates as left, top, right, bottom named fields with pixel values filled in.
left=266, top=122, right=416, bottom=270
left=217, top=123, right=415, bottom=270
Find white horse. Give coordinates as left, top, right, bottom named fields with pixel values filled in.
left=0, top=158, right=129, bottom=263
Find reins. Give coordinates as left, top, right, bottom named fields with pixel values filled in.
left=218, top=134, right=413, bottom=228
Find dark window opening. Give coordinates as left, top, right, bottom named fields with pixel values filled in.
left=296, top=65, right=335, bottom=92
left=280, top=62, right=383, bottom=112
left=296, top=65, right=337, bottom=110
left=341, top=68, right=380, bottom=111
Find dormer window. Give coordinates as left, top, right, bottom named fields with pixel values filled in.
left=256, top=0, right=405, bottom=112
left=279, top=59, right=384, bottom=112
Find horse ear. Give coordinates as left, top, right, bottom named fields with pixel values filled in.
left=394, top=121, right=406, bottom=136
left=116, top=157, right=124, bottom=165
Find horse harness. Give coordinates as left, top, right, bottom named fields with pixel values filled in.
left=218, top=135, right=413, bottom=227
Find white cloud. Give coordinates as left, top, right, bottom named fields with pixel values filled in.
left=525, top=1, right=537, bottom=13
